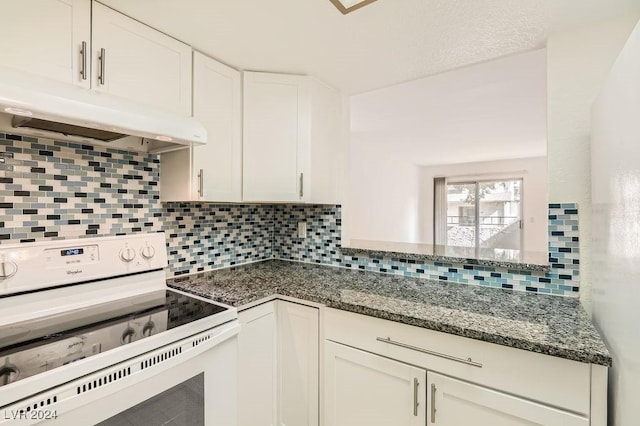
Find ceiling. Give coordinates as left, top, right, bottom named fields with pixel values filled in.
left=101, top=0, right=640, bottom=94
left=100, top=0, right=639, bottom=94
left=98, top=0, right=639, bottom=166
left=350, top=49, right=547, bottom=165
left=99, top=0, right=529, bottom=94
left=99, top=0, right=639, bottom=94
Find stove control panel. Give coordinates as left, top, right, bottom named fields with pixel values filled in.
left=0, top=232, right=168, bottom=296
left=45, top=244, right=99, bottom=268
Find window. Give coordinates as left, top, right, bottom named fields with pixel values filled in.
left=439, top=179, right=522, bottom=250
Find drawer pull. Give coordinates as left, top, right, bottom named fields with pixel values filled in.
left=430, top=383, right=437, bottom=423
left=79, top=41, right=87, bottom=80
left=413, top=378, right=419, bottom=416
left=376, top=337, right=483, bottom=368
left=299, top=172, right=304, bottom=198
left=98, top=48, right=106, bottom=85
left=198, top=169, right=204, bottom=197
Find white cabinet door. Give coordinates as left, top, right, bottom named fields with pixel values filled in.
left=325, top=341, right=426, bottom=426
left=91, top=2, right=192, bottom=115
left=242, top=72, right=342, bottom=204
left=427, top=372, right=589, bottom=426
left=277, top=301, right=319, bottom=426
left=192, top=52, right=242, bottom=202
left=238, top=302, right=277, bottom=426
left=243, top=72, right=308, bottom=202
left=306, top=78, right=342, bottom=204
left=0, top=0, right=91, bottom=88
left=159, top=147, right=192, bottom=201
left=160, top=53, right=242, bottom=202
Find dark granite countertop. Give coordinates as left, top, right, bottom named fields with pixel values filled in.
left=168, top=260, right=611, bottom=366
left=342, top=239, right=550, bottom=272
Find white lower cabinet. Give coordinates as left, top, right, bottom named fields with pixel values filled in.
left=427, top=372, right=588, bottom=426
left=239, top=303, right=602, bottom=426
left=238, top=300, right=319, bottom=426
left=324, top=308, right=603, bottom=426
left=238, top=302, right=277, bottom=426
left=324, top=341, right=589, bottom=426
left=324, top=341, right=426, bottom=426
left=277, top=301, right=319, bottom=426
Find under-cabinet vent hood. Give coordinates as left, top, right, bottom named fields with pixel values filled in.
left=0, top=66, right=206, bottom=153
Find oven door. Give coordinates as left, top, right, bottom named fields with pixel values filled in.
left=2, top=321, right=239, bottom=426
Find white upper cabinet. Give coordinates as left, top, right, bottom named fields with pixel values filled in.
left=243, top=72, right=308, bottom=202
left=0, top=1, right=192, bottom=115
left=0, top=0, right=91, bottom=88
left=306, top=78, right=342, bottom=204
left=91, top=2, right=192, bottom=116
left=160, top=52, right=242, bottom=202
left=243, top=72, right=342, bottom=203
left=192, top=52, right=242, bottom=201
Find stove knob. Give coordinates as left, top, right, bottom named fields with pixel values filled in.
left=121, top=326, right=136, bottom=344
left=142, top=320, right=156, bottom=337
left=0, top=261, right=17, bottom=280
left=119, top=248, right=136, bottom=263
left=140, top=246, right=155, bottom=260
left=0, top=364, right=19, bottom=386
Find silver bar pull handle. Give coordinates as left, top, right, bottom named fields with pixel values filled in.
left=197, top=169, right=204, bottom=198
left=98, top=48, right=106, bottom=85
left=376, top=337, right=482, bottom=368
left=79, top=41, right=87, bottom=80
left=413, top=378, right=419, bottom=416
left=299, top=172, right=304, bottom=198
left=430, top=383, right=437, bottom=423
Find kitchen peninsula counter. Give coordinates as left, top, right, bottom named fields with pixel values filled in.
left=168, top=259, right=610, bottom=366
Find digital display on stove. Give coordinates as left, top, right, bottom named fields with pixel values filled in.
left=61, top=248, right=84, bottom=256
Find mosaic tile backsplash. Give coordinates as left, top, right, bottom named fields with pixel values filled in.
left=274, top=204, right=580, bottom=297
left=0, top=134, right=273, bottom=276
left=0, top=133, right=579, bottom=296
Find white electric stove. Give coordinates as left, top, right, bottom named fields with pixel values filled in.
left=0, top=233, right=239, bottom=425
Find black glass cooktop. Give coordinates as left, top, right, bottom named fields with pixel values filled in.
left=0, top=290, right=229, bottom=387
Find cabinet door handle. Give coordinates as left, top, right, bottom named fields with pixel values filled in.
left=430, top=383, right=437, bottom=423
left=413, top=378, right=419, bottom=416
left=299, top=172, right=304, bottom=198
left=98, top=48, right=106, bottom=85
left=197, top=169, right=204, bottom=198
left=376, top=337, right=482, bottom=368
left=79, top=41, right=87, bottom=80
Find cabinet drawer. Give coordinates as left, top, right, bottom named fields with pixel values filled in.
left=324, top=308, right=591, bottom=415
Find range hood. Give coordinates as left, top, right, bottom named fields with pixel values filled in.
left=0, top=66, right=206, bottom=153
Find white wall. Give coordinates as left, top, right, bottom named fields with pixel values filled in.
left=348, top=138, right=420, bottom=243
left=347, top=50, right=547, bottom=249
left=419, top=157, right=548, bottom=253
left=547, top=14, right=640, bottom=312
left=591, top=19, right=640, bottom=426
left=350, top=49, right=547, bottom=166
